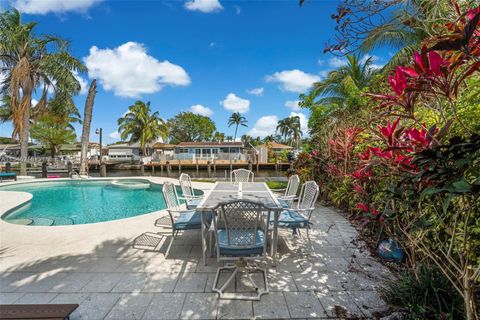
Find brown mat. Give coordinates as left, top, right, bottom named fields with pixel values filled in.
left=0, top=304, right=78, bottom=320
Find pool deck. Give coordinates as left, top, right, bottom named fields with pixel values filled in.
left=0, top=177, right=394, bottom=319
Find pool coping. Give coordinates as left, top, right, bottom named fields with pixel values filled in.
left=0, top=176, right=214, bottom=229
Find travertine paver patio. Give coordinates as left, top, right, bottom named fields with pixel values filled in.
left=0, top=193, right=393, bottom=319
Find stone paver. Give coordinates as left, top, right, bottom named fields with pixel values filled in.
left=253, top=292, right=291, bottom=319
left=0, top=182, right=393, bottom=320
left=180, top=293, right=218, bottom=319
left=143, top=293, right=186, bottom=320
left=105, top=293, right=153, bottom=320
left=70, top=293, right=121, bottom=320
left=284, top=291, right=325, bottom=318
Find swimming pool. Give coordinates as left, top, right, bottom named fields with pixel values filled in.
left=0, top=179, right=197, bottom=226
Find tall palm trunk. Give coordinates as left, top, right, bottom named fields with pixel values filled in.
left=79, top=80, right=97, bottom=175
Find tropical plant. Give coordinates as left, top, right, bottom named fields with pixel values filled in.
left=0, top=9, right=86, bottom=174
left=117, top=100, right=168, bottom=156
left=227, top=112, right=248, bottom=141
left=167, top=112, right=216, bottom=144
left=30, top=115, right=76, bottom=159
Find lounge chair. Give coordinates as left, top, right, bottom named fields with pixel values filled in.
left=0, top=172, right=16, bottom=182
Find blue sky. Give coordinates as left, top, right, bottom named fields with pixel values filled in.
left=0, top=0, right=387, bottom=143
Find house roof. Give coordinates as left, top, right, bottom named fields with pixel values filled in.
left=152, top=142, right=176, bottom=149
left=176, top=142, right=244, bottom=148
left=258, top=142, right=293, bottom=149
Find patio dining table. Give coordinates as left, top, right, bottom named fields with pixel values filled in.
left=195, top=181, right=284, bottom=265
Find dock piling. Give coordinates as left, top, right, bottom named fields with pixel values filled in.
left=140, top=161, right=144, bottom=176
left=42, top=161, right=47, bottom=178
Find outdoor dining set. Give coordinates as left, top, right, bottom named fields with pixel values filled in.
left=155, top=169, right=319, bottom=301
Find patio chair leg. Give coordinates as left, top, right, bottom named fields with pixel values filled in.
left=165, top=231, right=175, bottom=258
left=213, top=262, right=269, bottom=301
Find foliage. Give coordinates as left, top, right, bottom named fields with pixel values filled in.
left=168, top=112, right=216, bottom=144
left=0, top=9, right=85, bottom=174
left=297, top=2, right=480, bottom=318
left=30, top=116, right=76, bottom=158
left=382, top=264, right=464, bottom=320
left=117, top=100, right=168, bottom=155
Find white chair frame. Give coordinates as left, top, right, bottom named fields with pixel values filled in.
left=178, top=173, right=203, bottom=208
left=230, top=168, right=254, bottom=183
left=275, top=174, right=300, bottom=208
left=212, top=200, right=271, bottom=300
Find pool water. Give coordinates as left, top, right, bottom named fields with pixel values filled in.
left=0, top=179, right=189, bottom=226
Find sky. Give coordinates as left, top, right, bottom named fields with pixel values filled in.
left=0, top=0, right=387, bottom=144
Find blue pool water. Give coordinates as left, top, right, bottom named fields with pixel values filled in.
left=0, top=179, right=192, bottom=226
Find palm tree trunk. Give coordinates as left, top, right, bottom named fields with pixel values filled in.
left=19, top=93, right=32, bottom=176
left=79, top=80, right=97, bottom=175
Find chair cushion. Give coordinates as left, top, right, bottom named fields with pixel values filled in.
left=217, top=229, right=265, bottom=256
left=271, top=210, right=310, bottom=228
left=186, top=198, right=202, bottom=209
left=278, top=199, right=290, bottom=209
left=174, top=211, right=211, bottom=230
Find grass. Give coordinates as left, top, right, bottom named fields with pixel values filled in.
left=266, top=181, right=288, bottom=190
left=191, top=179, right=215, bottom=183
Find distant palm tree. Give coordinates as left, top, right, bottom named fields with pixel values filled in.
left=213, top=132, right=225, bottom=142
left=276, top=118, right=291, bottom=143
left=263, top=135, right=276, bottom=143
left=117, top=101, right=168, bottom=156
left=241, top=134, right=252, bottom=147
left=30, top=115, right=76, bottom=159
left=227, top=112, right=248, bottom=141
left=0, top=9, right=86, bottom=174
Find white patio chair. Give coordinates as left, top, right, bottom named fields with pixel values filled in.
left=178, top=173, right=204, bottom=209
left=159, top=182, right=212, bottom=257
left=212, top=200, right=271, bottom=300
left=271, top=174, right=300, bottom=208
left=230, top=168, right=254, bottom=183
left=271, top=180, right=319, bottom=236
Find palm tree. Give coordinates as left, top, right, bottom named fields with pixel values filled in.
left=276, top=118, right=291, bottom=143
left=0, top=9, right=86, bottom=174
left=289, top=115, right=303, bottom=149
left=79, top=80, right=97, bottom=175
left=227, top=112, right=248, bottom=141
left=117, top=100, right=168, bottom=156
left=303, top=54, right=377, bottom=110
left=30, top=115, right=77, bottom=159
left=213, top=132, right=225, bottom=142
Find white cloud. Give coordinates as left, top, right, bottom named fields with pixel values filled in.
left=246, top=87, right=264, bottom=96
left=290, top=112, right=308, bottom=133
left=328, top=57, right=348, bottom=68
left=73, top=71, right=88, bottom=95
left=317, top=59, right=325, bottom=66
left=31, top=98, right=39, bottom=106
left=84, top=42, right=190, bottom=98
left=248, top=115, right=278, bottom=138
left=285, top=100, right=301, bottom=111
left=184, top=0, right=223, bottom=13
left=11, top=0, right=103, bottom=14
left=188, top=104, right=213, bottom=117
left=109, top=131, right=121, bottom=140
left=220, top=93, right=250, bottom=113
left=234, top=5, right=241, bottom=14
left=266, top=69, right=320, bottom=93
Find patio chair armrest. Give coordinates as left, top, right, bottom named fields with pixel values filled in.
left=289, top=207, right=315, bottom=213
left=277, top=195, right=298, bottom=201
left=177, top=195, right=203, bottom=201
left=167, top=208, right=197, bottom=215
left=270, top=188, right=286, bottom=193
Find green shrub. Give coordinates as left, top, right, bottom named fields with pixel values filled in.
left=382, top=265, right=464, bottom=320
left=266, top=181, right=288, bottom=190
